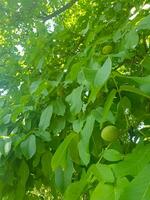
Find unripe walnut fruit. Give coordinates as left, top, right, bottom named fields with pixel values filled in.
left=102, top=45, right=112, bottom=54
left=101, top=125, right=119, bottom=142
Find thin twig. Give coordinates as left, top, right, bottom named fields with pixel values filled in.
left=43, top=0, right=78, bottom=22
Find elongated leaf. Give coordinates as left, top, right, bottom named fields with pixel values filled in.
left=20, top=135, right=36, bottom=159
left=30, top=80, right=41, bottom=94
left=41, top=151, right=52, bottom=179
left=92, top=107, right=115, bottom=124
left=66, top=62, right=82, bottom=81
left=83, top=68, right=97, bottom=85
left=112, top=144, right=150, bottom=178
left=69, top=134, right=80, bottom=164
left=94, top=57, right=112, bottom=88
left=18, top=160, right=29, bottom=186
left=137, top=14, right=150, bottom=30
left=100, top=89, right=116, bottom=128
left=91, top=183, right=115, bottom=200
left=35, top=130, right=51, bottom=142
left=15, top=160, right=29, bottom=200
left=51, top=117, right=66, bottom=135
left=124, top=30, right=139, bottom=49
left=103, top=149, right=123, bottom=162
left=78, top=115, right=95, bottom=165
left=55, top=167, right=65, bottom=192
left=53, top=98, right=66, bottom=116
left=64, top=178, right=87, bottom=200
left=39, top=105, right=53, bottom=130
left=125, top=75, right=150, bottom=85
left=119, top=85, right=150, bottom=99
left=3, top=114, right=11, bottom=124
left=63, top=154, right=74, bottom=190
left=120, top=164, right=150, bottom=200
left=88, top=164, right=114, bottom=183
left=51, top=132, right=76, bottom=170
left=140, top=84, right=150, bottom=94
left=73, top=118, right=84, bottom=133
left=65, top=86, right=83, bottom=114
left=4, top=139, right=12, bottom=156
left=116, top=96, right=131, bottom=129
left=55, top=154, right=74, bottom=193
left=141, top=56, right=150, bottom=71
left=122, top=75, right=150, bottom=94
left=115, top=177, right=129, bottom=200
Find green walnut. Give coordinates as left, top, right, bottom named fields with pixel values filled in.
left=102, top=45, right=113, bottom=55
left=101, top=125, right=119, bottom=142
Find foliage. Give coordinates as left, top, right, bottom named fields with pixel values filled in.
left=0, top=0, right=150, bottom=199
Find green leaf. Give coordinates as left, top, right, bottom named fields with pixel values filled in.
left=3, top=114, right=11, bottom=124
left=15, top=160, right=29, bottom=200
left=55, top=167, right=65, bottom=192
left=113, top=29, right=122, bottom=42
left=66, top=62, right=82, bottom=82
left=140, top=84, right=150, bottom=94
left=112, top=144, right=150, bottom=178
left=100, top=89, right=116, bottom=128
left=51, top=132, right=76, bottom=171
left=80, top=22, right=89, bottom=35
left=30, top=80, right=41, bottom=94
left=37, top=57, right=44, bottom=72
left=0, top=181, right=4, bottom=199
left=115, top=177, right=129, bottom=200
left=18, top=160, right=29, bottom=185
left=63, top=154, right=74, bottom=189
left=41, top=151, right=52, bottom=179
left=35, top=130, right=51, bottom=142
left=89, top=164, right=115, bottom=183
left=64, top=178, right=87, bottom=200
left=55, top=154, right=74, bottom=193
left=119, top=85, right=150, bottom=99
left=77, top=70, right=87, bottom=86
left=120, top=164, right=150, bottom=200
left=137, top=14, right=150, bottom=30
left=4, top=139, right=12, bottom=156
left=73, top=118, right=84, bottom=133
left=0, top=98, right=4, bottom=108
left=103, top=149, right=123, bottom=162
left=78, top=115, right=95, bottom=165
left=88, top=87, right=100, bottom=103
left=141, top=56, right=150, bottom=71
left=65, top=86, right=83, bottom=114
left=94, top=57, right=112, bottom=88
left=91, top=107, right=115, bottom=124
left=91, top=183, right=115, bottom=200
left=39, top=105, right=53, bottom=130
left=0, top=138, right=12, bottom=157
left=83, top=68, right=97, bottom=85
left=69, top=134, right=80, bottom=164
left=0, top=140, right=4, bottom=157
left=116, top=96, right=131, bottom=129
left=20, top=135, right=36, bottom=159
left=53, top=99, right=66, bottom=116
left=123, top=75, right=150, bottom=85
left=124, top=30, right=139, bottom=49
left=51, top=117, right=66, bottom=135
left=123, top=75, right=150, bottom=95
left=89, top=58, right=112, bottom=103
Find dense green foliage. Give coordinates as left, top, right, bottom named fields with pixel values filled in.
left=0, top=0, right=150, bottom=199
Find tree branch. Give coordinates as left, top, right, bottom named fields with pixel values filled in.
left=43, top=0, right=78, bottom=22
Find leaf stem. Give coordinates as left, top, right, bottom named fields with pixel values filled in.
left=97, top=143, right=112, bottom=163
